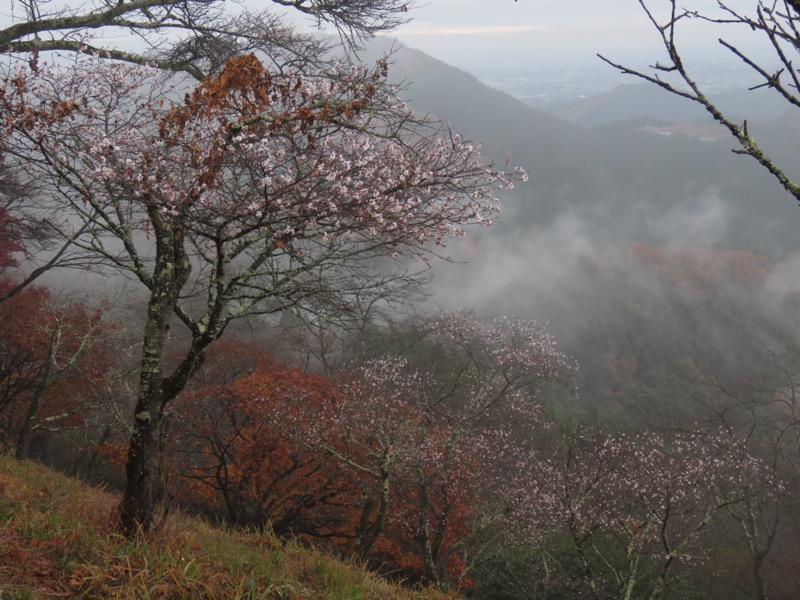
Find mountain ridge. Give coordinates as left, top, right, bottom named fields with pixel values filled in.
left=360, top=39, right=800, bottom=257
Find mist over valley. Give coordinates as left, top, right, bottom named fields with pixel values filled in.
left=4, top=3, right=800, bottom=597
left=350, top=40, right=800, bottom=426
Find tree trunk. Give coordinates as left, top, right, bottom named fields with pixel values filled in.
left=416, top=482, right=439, bottom=587
left=15, top=327, right=57, bottom=460
left=354, top=455, right=391, bottom=559
left=118, top=319, right=214, bottom=535
left=15, top=387, right=44, bottom=460
left=119, top=221, right=190, bottom=536
left=118, top=297, right=174, bottom=535
left=119, top=383, right=164, bottom=535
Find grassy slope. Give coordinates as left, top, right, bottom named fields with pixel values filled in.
left=0, top=455, right=454, bottom=599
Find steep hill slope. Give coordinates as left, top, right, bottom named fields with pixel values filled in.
left=363, top=40, right=799, bottom=256
left=0, top=455, right=452, bottom=599
left=357, top=41, right=800, bottom=425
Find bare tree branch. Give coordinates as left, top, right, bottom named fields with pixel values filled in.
left=2, top=0, right=415, bottom=79
left=599, top=0, right=800, bottom=204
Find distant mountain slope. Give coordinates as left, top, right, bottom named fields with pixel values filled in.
left=362, top=39, right=588, bottom=215
left=360, top=39, right=800, bottom=257
left=538, top=82, right=791, bottom=127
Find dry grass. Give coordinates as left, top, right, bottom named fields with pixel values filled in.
left=0, top=455, right=456, bottom=599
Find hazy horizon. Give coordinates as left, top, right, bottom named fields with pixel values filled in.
left=386, top=1, right=765, bottom=75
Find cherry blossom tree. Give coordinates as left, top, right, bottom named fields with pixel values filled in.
left=0, top=0, right=419, bottom=302
left=396, top=313, right=575, bottom=589
left=0, top=52, right=521, bottom=534
left=320, top=312, right=577, bottom=589
left=527, top=427, right=778, bottom=600
left=695, top=334, right=800, bottom=598
left=320, top=357, right=430, bottom=560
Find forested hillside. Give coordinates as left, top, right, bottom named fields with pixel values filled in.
left=3, top=1, right=800, bottom=598
left=365, top=40, right=800, bottom=256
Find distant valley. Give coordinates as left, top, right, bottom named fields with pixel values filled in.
left=360, top=39, right=800, bottom=422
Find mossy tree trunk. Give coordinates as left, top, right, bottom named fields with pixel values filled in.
left=119, top=220, right=191, bottom=536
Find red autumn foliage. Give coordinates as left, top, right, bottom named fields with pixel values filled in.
left=173, top=353, right=360, bottom=539
left=0, top=278, right=50, bottom=420
left=630, top=242, right=771, bottom=298
left=0, top=277, right=115, bottom=455
left=170, top=312, right=575, bottom=590
left=169, top=346, right=485, bottom=586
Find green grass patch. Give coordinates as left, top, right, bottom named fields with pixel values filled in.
left=0, top=455, right=455, bottom=599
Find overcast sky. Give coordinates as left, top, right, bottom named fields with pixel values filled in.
left=381, top=1, right=761, bottom=73
left=0, top=1, right=764, bottom=78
